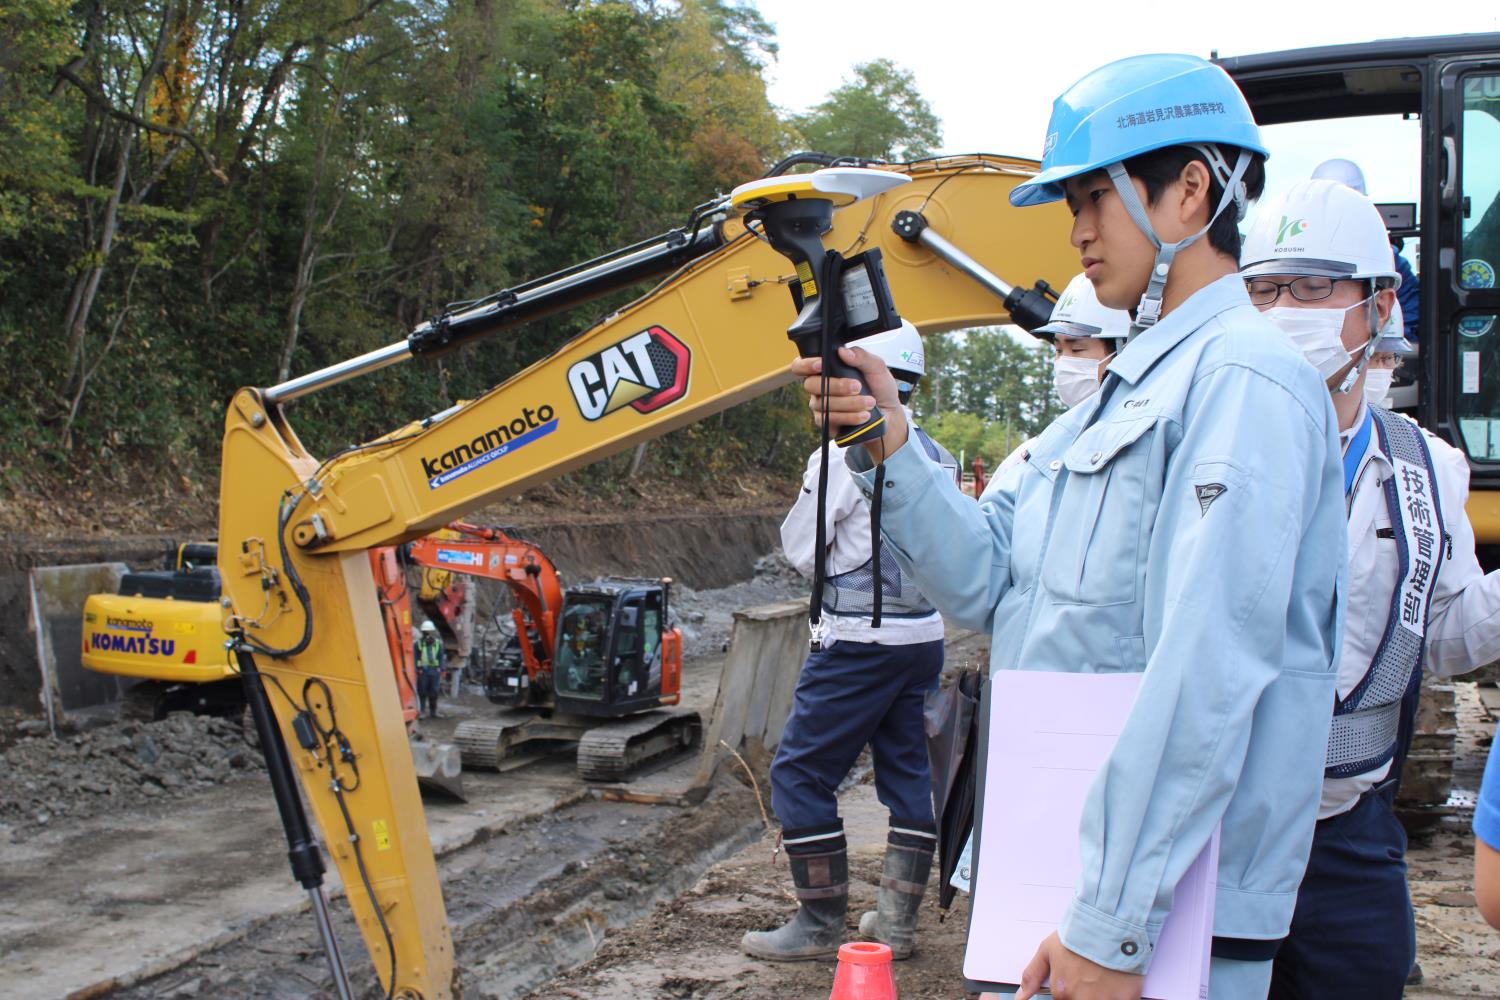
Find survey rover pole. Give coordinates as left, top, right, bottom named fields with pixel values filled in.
left=236, top=646, right=356, bottom=1000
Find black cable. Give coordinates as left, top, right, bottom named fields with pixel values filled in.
left=236, top=490, right=315, bottom=660
left=300, top=677, right=396, bottom=1000
left=871, top=449, right=886, bottom=630
left=311, top=430, right=424, bottom=485
left=808, top=251, right=842, bottom=649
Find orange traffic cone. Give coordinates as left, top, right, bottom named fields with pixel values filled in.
left=830, top=941, right=897, bottom=1000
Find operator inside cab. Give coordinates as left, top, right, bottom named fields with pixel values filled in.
left=558, top=604, right=608, bottom=698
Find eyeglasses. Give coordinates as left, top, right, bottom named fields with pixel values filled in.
left=1244, top=275, right=1363, bottom=307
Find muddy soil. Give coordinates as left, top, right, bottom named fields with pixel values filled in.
left=107, top=782, right=765, bottom=1000
left=519, top=796, right=973, bottom=1000
left=528, top=683, right=1500, bottom=1000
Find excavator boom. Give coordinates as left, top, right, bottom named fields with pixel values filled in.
left=216, top=154, right=1075, bottom=998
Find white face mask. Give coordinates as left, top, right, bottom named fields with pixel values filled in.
left=1053, top=354, right=1105, bottom=408
left=1363, top=367, right=1396, bottom=406
left=1262, top=298, right=1373, bottom=384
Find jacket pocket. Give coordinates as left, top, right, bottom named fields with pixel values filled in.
left=1041, top=416, right=1159, bottom=606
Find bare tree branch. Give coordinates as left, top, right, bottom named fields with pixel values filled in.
left=54, top=64, right=229, bottom=185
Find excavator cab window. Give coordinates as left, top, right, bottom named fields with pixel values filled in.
left=1449, top=71, right=1500, bottom=462
left=1220, top=37, right=1500, bottom=512
left=555, top=597, right=611, bottom=700
left=610, top=591, right=664, bottom=705
left=612, top=599, right=645, bottom=700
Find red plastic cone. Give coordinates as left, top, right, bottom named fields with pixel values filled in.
left=829, top=941, right=897, bottom=1000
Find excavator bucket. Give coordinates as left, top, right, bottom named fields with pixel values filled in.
left=410, top=736, right=466, bottom=801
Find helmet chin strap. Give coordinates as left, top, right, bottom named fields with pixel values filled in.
left=1334, top=295, right=1382, bottom=396
left=1104, top=146, right=1252, bottom=340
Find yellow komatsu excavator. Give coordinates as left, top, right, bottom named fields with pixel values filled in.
left=215, top=153, right=1076, bottom=998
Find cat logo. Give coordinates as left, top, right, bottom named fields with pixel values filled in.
left=567, top=326, right=691, bottom=421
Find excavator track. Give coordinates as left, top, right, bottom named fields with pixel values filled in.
left=575, top=708, right=703, bottom=783
left=454, top=710, right=594, bottom=771
left=453, top=710, right=540, bottom=770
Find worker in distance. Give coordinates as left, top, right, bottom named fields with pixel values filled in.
left=794, top=53, right=1345, bottom=999
left=744, top=321, right=957, bottom=963
left=1243, top=178, right=1500, bottom=999
left=414, top=619, right=445, bottom=719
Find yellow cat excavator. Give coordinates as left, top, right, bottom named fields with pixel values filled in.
left=214, top=152, right=1076, bottom=998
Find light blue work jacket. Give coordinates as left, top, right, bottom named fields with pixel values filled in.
left=847, top=275, right=1346, bottom=973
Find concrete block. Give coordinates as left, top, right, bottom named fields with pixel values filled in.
left=28, top=562, right=130, bottom=729
left=694, top=600, right=808, bottom=788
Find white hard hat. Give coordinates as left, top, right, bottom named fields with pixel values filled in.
left=1240, top=179, right=1401, bottom=290
left=1033, top=273, right=1130, bottom=343
left=1311, top=158, right=1367, bottom=196
left=420, top=620, right=438, bottom=633
left=850, top=320, right=925, bottom=380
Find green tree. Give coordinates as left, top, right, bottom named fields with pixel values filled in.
left=910, top=328, right=1060, bottom=466
left=793, top=58, right=941, bottom=161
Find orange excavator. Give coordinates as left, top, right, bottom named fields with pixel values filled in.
left=367, top=546, right=466, bottom=798
left=406, top=523, right=693, bottom=780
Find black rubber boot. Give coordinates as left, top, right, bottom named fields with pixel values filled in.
left=741, top=845, right=849, bottom=961
left=858, top=827, right=935, bottom=960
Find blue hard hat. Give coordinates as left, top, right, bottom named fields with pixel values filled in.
left=1012, top=53, right=1267, bottom=208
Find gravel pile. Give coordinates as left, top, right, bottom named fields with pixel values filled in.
left=671, top=550, right=807, bottom=657
left=0, top=713, right=262, bottom=830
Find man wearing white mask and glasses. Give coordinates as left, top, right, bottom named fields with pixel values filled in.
left=1242, top=178, right=1500, bottom=999
left=1363, top=300, right=1408, bottom=409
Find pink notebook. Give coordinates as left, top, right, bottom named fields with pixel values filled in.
left=963, top=670, right=1217, bottom=1000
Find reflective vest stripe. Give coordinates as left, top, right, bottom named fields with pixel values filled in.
left=1325, top=407, right=1447, bottom=778
left=416, top=637, right=443, bottom=670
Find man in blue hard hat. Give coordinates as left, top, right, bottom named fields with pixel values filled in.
left=795, top=53, right=1345, bottom=999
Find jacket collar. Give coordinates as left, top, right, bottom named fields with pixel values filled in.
left=1106, top=274, right=1251, bottom=386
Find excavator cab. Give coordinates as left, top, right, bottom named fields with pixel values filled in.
left=1218, top=33, right=1500, bottom=548
left=552, top=579, right=675, bottom=717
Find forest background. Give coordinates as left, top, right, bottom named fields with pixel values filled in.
left=0, top=0, right=1059, bottom=516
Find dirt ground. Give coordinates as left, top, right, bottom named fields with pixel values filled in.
left=526, top=684, right=1500, bottom=1000
left=0, top=548, right=810, bottom=1000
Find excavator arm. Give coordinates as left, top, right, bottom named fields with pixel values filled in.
left=215, top=154, right=1075, bottom=999
left=407, top=523, right=564, bottom=685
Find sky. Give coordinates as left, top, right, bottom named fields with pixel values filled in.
left=750, top=2, right=1498, bottom=207
left=752, top=2, right=1498, bottom=157
left=747, top=2, right=1500, bottom=331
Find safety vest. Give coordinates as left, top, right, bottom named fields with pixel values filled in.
left=822, top=427, right=957, bottom=620
left=1326, top=406, right=1448, bottom=778
left=416, top=636, right=443, bottom=671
